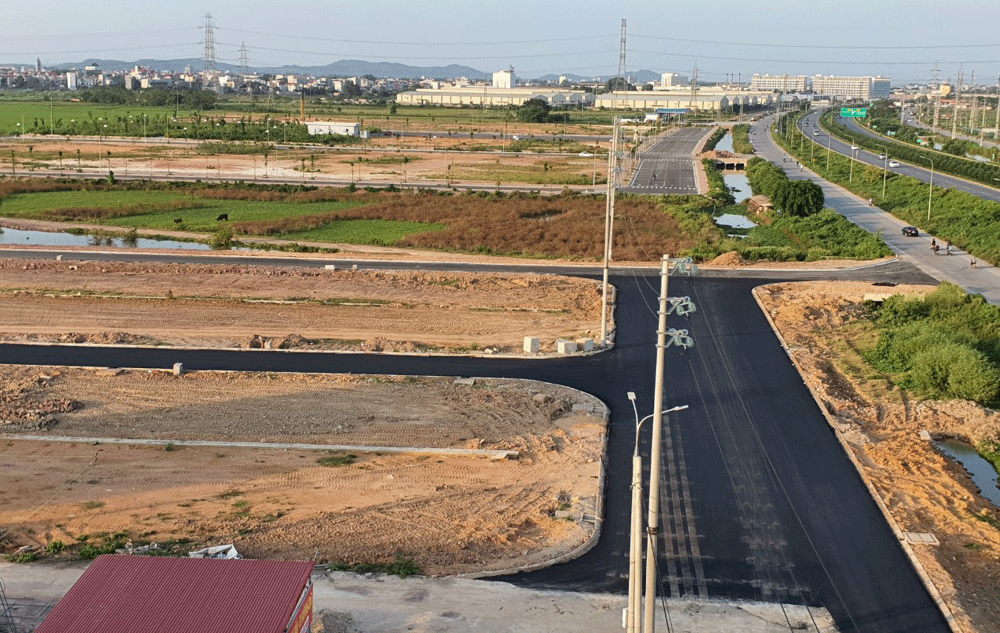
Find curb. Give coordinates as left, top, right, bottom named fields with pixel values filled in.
left=751, top=284, right=964, bottom=633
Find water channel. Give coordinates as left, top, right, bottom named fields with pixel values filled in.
left=934, top=439, right=1000, bottom=509
left=0, top=227, right=213, bottom=250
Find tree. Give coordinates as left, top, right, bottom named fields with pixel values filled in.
left=772, top=180, right=825, bottom=217
left=604, top=76, right=634, bottom=92
left=517, top=98, right=551, bottom=123
left=341, top=81, right=362, bottom=98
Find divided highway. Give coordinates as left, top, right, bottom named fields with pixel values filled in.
left=0, top=247, right=948, bottom=632
left=621, top=127, right=707, bottom=194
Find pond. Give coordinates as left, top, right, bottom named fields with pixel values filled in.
left=715, top=131, right=735, bottom=154
left=715, top=213, right=757, bottom=229
left=722, top=173, right=751, bottom=203
left=0, top=227, right=213, bottom=250
left=935, top=439, right=1000, bottom=509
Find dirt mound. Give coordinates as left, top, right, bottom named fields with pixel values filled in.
left=708, top=251, right=748, bottom=267
left=0, top=368, right=81, bottom=430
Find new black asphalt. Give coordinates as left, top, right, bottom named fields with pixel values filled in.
left=0, top=258, right=948, bottom=633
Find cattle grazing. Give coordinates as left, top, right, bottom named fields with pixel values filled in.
left=173, top=218, right=183, bottom=224
left=217, top=213, right=229, bottom=221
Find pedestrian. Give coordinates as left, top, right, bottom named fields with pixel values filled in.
left=946, top=244, right=952, bottom=256
left=933, top=244, right=940, bottom=255
left=971, top=258, right=977, bottom=269
left=868, top=197, right=872, bottom=206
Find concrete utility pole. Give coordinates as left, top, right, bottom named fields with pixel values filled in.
left=600, top=118, right=620, bottom=346
left=951, top=69, right=963, bottom=139
left=995, top=74, right=1000, bottom=142
left=642, top=255, right=670, bottom=633
left=969, top=70, right=977, bottom=137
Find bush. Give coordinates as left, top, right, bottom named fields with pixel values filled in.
left=209, top=226, right=234, bottom=250
left=910, top=344, right=1000, bottom=402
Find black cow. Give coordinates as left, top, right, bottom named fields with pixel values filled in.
left=217, top=213, right=229, bottom=221
left=173, top=218, right=183, bottom=224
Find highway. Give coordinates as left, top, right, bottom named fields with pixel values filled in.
left=0, top=245, right=949, bottom=632
left=797, top=110, right=1000, bottom=204
left=621, top=127, right=707, bottom=194
left=763, top=113, right=1000, bottom=304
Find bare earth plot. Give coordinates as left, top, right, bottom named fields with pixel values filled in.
left=0, top=258, right=604, bottom=353
left=0, top=369, right=606, bottom=577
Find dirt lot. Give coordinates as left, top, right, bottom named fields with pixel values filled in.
left=756, top=281, right=1000, bottom=633
left=0, top=258, right=603, bottom=353
left=0, top=368, right=606, bottom=576
left=1, top=255, right=998, bottom=631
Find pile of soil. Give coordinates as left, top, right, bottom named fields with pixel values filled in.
left=708, top=251, right=748, bottom=267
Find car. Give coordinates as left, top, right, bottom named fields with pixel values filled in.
left=851, top=145, right=859, bottom=150
left=878, top=153, right=887, bottom=160
left=888, top=160, right=900, bottom=168
left=512, top=135, right=521, bottom=141
left=902, top=226, right=919, bottom=237
left=579, top=152, right=594, bottom=157
left=813, top=130, right=820, bottom=136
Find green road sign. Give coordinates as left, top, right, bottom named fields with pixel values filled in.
left=841, top=107, right=868, bottom=118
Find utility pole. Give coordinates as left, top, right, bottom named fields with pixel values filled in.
left=994, top=74, right=1000, bottom=142
left=969, top=70, right=977, bottom=137
left=951, top=67, right=963, bottom=139
left=642, top=255, right=670, bottom=633
left=599, top=118, right=620, bottom=346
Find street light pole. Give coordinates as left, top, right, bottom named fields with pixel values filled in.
left=878, top=144, right=890, bottom=199
left=627, top=393, right=688, bottom=633
left=920, top=156, right=934, bottom=221
left=643, top=255, right=669, bottom=633
left=846, top=134, right=856, bottom=182
left=825, top=131, right=832, bottom=174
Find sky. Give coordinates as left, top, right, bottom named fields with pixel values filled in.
left=4, top=0, right=1000, bottom=84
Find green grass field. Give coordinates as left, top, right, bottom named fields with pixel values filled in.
left=3, top=190, right=363, bottom=230
left=281, top=219, right=445, bottom=245
left=0, top=187, right=443, bottom=244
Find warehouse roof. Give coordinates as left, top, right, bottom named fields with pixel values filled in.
left=36, top=555, right=314, bottom=633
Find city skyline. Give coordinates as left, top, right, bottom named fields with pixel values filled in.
left=3, top=0, right=999, bottom=83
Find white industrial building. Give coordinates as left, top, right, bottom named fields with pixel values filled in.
left=658, top=72, right=688, bottom=88
left=594, top=89, right=773, bottom=112
left=493, top=69, right=514, bottom=89
left=395, top=87, right=594, bottom=108
left=811, top=75, right=892, bottom=100
left=750, top=74, right=809, bottom=92
left=305, top=121, right=360, bottom=136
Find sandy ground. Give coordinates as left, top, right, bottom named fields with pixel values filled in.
left=0, top=258, right=603, bottom=353
left=2, top=136, right=607, bottom=187
left=756, top=280, right=1000, bottom=633
left=0, top=369, right=607, bottom=577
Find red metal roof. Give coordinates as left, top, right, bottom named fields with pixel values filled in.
left=36, top=555, right=314, bottom=633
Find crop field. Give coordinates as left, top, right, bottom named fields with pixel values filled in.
left=432, top=159, right=605, bottom=185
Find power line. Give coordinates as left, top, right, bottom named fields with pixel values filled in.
left=221, top=29, right=614, bottom=47
left=214, top=41, right=618, bottom=61
left=631, top=33, right=1000, bottom=50
left=630, top=48, right=1000, bottom=66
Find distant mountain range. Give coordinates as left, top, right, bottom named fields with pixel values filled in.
left=8, top=57, right=665, bottom=84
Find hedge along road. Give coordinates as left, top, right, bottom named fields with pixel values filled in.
left=0, top=250, right=946, bottom=632
left=758, top=112, right=1000, bottom=305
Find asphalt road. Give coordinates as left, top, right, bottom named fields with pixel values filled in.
left=621, top=127, right=708, bottom=195
left=762, top=113, right=1000, bottom=304
left=0, top=247, right=948, bottom=632
left=796, top=110, right=1000, bottom=204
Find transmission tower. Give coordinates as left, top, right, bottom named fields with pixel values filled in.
left=203, top=13, right=217, bottom=74
left=689, top=62, right=699, bottom=108
left=239, top=42, right=249, bottom=74
left=611, top=18, right=627, bottom=108
left=931, top=61, right=940, bottom=84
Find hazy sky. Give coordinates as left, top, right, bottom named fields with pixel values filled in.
left=5, top=0, right=999, bottom=83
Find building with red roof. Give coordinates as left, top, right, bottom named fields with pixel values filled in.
left=35, top=555, right=315, bottom=633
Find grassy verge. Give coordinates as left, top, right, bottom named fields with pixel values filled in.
left=774, top=111, right=1000, bottom=265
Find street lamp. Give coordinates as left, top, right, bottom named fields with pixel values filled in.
left=919, top=156, right=934, bottom=222
left=626, top=393, right=688, bottom=633
left=878, top=144, right=890, bottom=199
left=846, top=134, right=856, bottom=182
left=825, top=131, right=832, bottom=174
